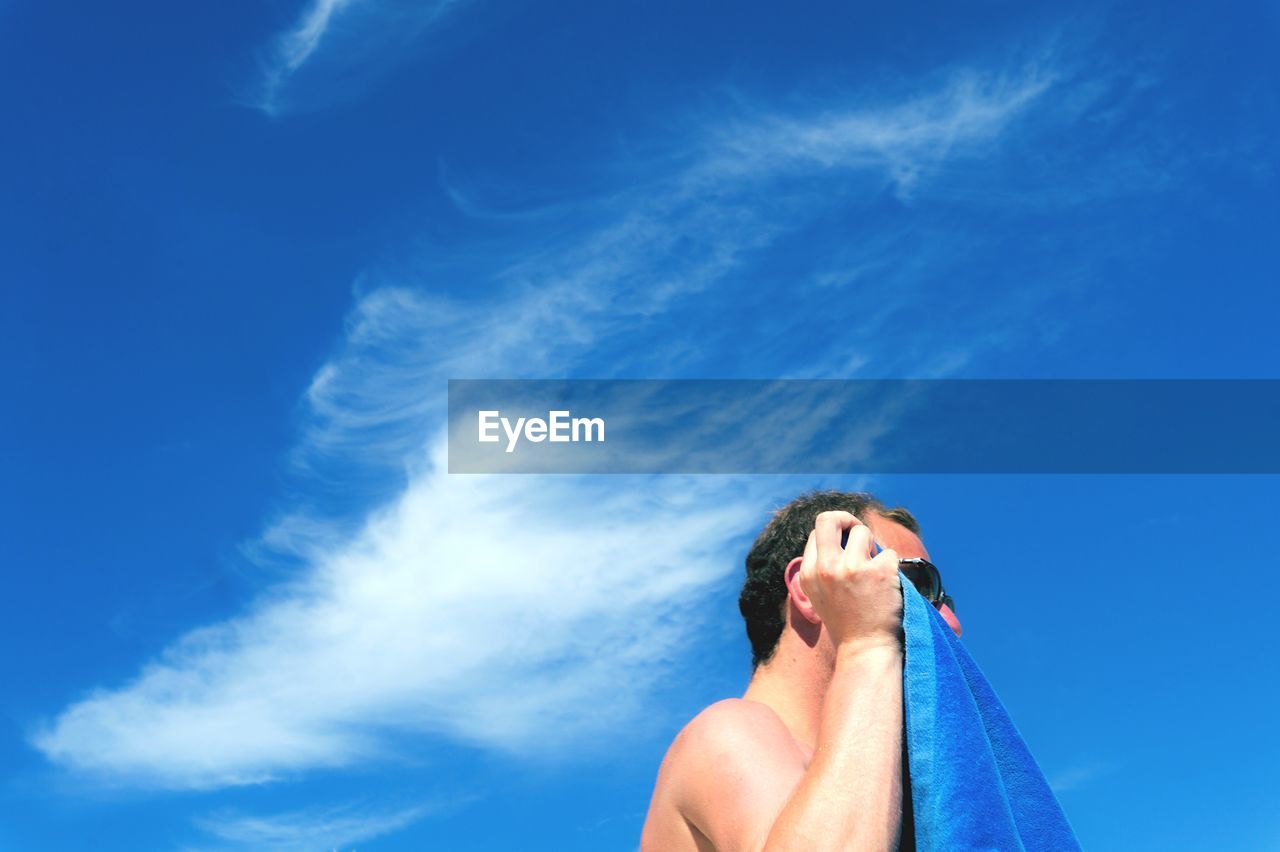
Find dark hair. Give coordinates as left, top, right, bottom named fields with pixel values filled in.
left=738, top=490, right=920, bottom=669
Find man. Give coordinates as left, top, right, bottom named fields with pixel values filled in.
left=640, top=490, right=963, bottom=852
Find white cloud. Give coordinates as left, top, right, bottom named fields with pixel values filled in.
left=193, top=799, right=440, bottom=851
left=277, top=0, right=355, bottom=74
left=700, top=67, right=1056, bottom=200
left=256, top=0, right=360, bottom=114
left=36, top=62, right=1064, bottom=792
left=35, top=429, right=763, bottom=787
left=34, top=277, right=774, bottom=788
left=253, top=0, right=461, bottom=115
left=1049, top=760, right=1119, bottom=793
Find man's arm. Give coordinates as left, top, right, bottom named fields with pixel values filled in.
left=762, top=643, right=903, bottom=850
left=648, top=512, right=905, bottom=852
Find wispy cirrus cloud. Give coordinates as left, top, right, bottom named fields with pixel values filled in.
left=274, top=0, right=355, bottom=74
left=1049, top=760, right=1120, bottom=793
left=35, top=55, right=1127, bottom=805
left=252, top=0, right=463, bottom=115
left=700, top=66, right=1056, bottom=201
left=191, top=799, right=443, bottom=851
left=35, top=430, right=762, bottom=787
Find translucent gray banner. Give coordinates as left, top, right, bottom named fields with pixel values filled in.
left=447, top=380, right=1280, bottom=473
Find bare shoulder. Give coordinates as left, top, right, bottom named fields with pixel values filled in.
left=641, top=700, right=807, bottom=852
left=671, top=698, right=800, bottom=767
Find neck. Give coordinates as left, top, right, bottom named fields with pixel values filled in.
left=742, top=632, right=832, bottom=751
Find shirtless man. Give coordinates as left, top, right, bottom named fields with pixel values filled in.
left=640, top=491, right=963, bottom=852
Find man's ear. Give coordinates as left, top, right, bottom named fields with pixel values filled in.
left=784, top=555, right=821, bottom=625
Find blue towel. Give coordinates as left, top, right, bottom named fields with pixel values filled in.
left=901, top=576, right=1081, bottom=851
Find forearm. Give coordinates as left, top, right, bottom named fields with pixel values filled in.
left=763, top=645, right=904, bottom=852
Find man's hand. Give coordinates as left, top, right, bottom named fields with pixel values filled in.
left=797, top=511, right=903, bottom=655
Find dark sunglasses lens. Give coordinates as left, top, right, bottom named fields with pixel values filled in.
left=900, top=560, right=941, bottom=601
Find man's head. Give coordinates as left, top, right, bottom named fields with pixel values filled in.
left=738, top=490, right=958, bottom=669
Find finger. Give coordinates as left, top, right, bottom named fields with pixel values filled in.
left=843, top=523, right=874, bottom=566
left=870, top=546, right=898, bottom=565
left=871, top=547, right=902, bottom=583
left=813, top=511, right=855, bottom=565
left=835, top=515, right=866, bottom=551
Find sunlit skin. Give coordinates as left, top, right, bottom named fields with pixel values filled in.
left=868, top=516, right=962, bottom=638
left=640, top=512, right=962, bottom=852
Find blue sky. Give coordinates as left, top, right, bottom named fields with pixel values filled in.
left=2, top=1, right=1278, bottom=849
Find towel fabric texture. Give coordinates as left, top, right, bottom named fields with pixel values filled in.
left=901, top=577, right=1082, bottom=851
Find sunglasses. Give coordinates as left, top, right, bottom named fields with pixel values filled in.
left=841, top=531, right=956, bottom=613
left=897, top=557, right=956, bottom=613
